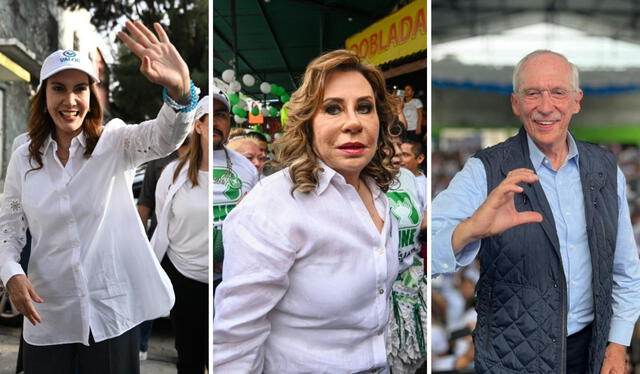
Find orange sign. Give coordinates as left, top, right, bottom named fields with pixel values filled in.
left=345, top=0, right=427, bottom=65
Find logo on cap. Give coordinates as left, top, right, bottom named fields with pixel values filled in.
left=62, top=50, right=77, bottom=58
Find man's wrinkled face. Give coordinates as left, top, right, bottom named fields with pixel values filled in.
left=511, top=53, right=583, bottom=153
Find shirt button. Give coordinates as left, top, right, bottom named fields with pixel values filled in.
left=443, top=263, right=449, bottom=269
left=552, top=337, right=557, bottom=343
left=565, top=212, right=571, bottom=216
left=554, top=283, right=558, bottom=288
left=569, top=244, right=575, bottom=249
left=571, top=280, right=576, bottom=286
left=569, top=313, right=574, bottom=318
left=378, top=288, right=384, bottom=295
left=376, top=248, right=384, bottom=255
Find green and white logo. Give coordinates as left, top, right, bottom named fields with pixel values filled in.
left=387, top=190, right=421, bottom=258
left=213, top=167, right=242, bottom=201
left=387, top=191, right=420, bottom=227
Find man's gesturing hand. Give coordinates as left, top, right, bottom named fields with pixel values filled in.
left=452, top=168, right=543, bottom=252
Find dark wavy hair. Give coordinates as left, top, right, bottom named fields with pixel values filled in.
left=276, top=49, right=398, bottom=194
left=27, top=77, right=103, bottom=171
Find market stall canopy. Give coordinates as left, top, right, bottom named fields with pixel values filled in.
left=214, top=0, right=407, bottom=95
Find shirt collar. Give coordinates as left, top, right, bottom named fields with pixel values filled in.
left=315, top=160, right=381, bottom=200
left=315, top=160, right=338, bottom=195
left=43, top=131, right=87, bottom=153
left=526, top=132, right=579, bottom=170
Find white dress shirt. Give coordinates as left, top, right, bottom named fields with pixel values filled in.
left=213, top=164, right=400, bottom=374
left=0, top=104, right=193, bottom=346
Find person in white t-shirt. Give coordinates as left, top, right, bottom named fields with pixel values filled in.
left=384, top=131, right=427, bottom=373
left=151, top=95, right=209, bottom=373
left=213, top=49, right=400, bottom=373
left=0, top=20, right=197, bottom=373
left=212, top=87, right=258, bottom=286
left=401, top=84, right=424, bottom=142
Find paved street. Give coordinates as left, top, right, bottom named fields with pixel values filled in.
left=0, top=318, right=178, bottom=374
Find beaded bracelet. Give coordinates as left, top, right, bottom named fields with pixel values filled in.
left=162, top=80, right=200, bottom=113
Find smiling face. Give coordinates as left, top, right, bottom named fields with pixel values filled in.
left=311, top=70, right=379, bottom=183
left=45, top=69, right=91, bottom=138
left=511, top=52, right=583, bottom=154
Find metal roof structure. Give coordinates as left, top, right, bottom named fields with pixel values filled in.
left=432, top=0, right=640, bottom=45
left=213, top=0, right=415, bottom=96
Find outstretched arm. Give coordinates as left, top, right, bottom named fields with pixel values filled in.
left=114, top=20, right=196, bottom=167
left=117, top=20, right=190, bottom=103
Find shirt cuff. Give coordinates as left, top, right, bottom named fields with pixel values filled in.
left=432, top=224, right=481, bottom=275
left=0, top=261, right=25, bottom=286
left=608, top=318, right=635, bottom=346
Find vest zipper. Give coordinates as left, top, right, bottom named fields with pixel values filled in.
left=561, top=277, right=567, bottom=374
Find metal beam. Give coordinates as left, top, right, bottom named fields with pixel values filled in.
left=256, top=0, right=297, bottom=89
left=282, top=0, right=372, bottom=19
left=231, top=0, right=238, bottom=75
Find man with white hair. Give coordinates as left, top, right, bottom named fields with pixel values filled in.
left=432, top=50, right=640, bottom=373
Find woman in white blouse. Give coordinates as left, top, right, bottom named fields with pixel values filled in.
left=151, top=96, right=209, bottom=373
left=213, top=49, right=400, bottom=373
left=0, top=21, right=197, bottom=373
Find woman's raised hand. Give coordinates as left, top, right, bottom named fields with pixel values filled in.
left=118, top=20, right=191, bottom=103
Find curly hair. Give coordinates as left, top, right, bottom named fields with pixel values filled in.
left=276, top=49, right=398, bottom=194
left=27, top=78, right=103, bottom=172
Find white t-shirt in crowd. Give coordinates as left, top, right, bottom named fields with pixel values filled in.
left=402, top=97, right=423, bottom=131
left=387, top=168, right=424, bottom=272
left=213, top=163, right=399, bottom=373
left=415, top=171, right=427, bottom=212
left=213, top=147, right=258, bottom=229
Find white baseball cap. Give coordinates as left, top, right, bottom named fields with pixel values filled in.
left=194, top=95, right=209, bottom=120
left=211, top=85, right=230, bottom=112
left=40, top=50, right=100, bottom=85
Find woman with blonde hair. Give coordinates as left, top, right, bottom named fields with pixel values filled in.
left=213, top=49, right=400, bottom=373
left=0, top=20, right=198, bottom=373
left=151, top=95, right=209, bottom=373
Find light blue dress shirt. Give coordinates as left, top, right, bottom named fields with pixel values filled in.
left=432, top=133, right=640, bottom=345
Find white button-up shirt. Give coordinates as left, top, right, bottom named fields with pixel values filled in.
left=0, top=104, right=193, bottom=346
left=213, top=164, right=399, bottom=373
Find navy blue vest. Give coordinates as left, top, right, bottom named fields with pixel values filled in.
left=472, top=128, right=617, bottom=373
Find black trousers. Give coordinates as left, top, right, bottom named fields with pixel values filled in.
left=566, top=323, right=592, bottom=374
left=162, top=256, right=208, bottom=374
left=23, top=326, right=140, bottom=374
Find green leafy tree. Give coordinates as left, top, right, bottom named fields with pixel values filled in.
left=58, top=0, right=208, bottom=122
